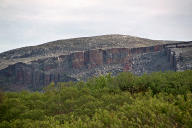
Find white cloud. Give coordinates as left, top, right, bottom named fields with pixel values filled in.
left=0, top=0, right=192, bottom=53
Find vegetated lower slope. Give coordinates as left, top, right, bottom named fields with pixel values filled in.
left=0, top=70, right=192, bottom=128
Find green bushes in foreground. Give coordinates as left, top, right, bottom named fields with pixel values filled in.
left=0, top=70, right=192, bottom=128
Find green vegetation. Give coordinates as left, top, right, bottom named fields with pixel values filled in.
left=0, top=70, right=192, bottom=128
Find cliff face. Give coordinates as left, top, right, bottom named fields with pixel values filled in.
left=165, top=42, right=192, bottom=71
left=0, top=35, right=191, bottom=91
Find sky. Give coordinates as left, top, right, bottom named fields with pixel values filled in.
left=0, top=0, right=192, bottom=53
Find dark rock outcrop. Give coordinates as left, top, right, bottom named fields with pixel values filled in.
left=165, top=41, right=192, bottom=71
left=0, top=35, right=191, bottom=91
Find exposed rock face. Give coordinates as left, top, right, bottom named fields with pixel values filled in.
left=0, top=35, right=191, bottom=91
left=165, top=42, right=192, bottom=71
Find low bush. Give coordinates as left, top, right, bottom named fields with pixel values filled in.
left=0, top=70, right=192, bottom=128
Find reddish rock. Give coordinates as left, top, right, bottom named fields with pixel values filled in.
left=123, top=62, right=132, bottom=72
left=105, top=49, right=113, bottom=64
left=71, top=52, right=85, bottom=69
left=88, top=49, right=103, bottom=68
left=1, top=42, right=190, bottom=91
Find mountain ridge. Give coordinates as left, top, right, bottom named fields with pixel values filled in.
left=0, top=34, right=178, bottom=56
left=0, top=34, right=179, bottom=70
left=0, top=34, right=191, bottom=91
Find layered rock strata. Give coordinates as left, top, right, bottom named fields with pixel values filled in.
left=0, top=35, right=191, bottom=91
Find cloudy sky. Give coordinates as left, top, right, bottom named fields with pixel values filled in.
left=0, top=0, right=192, bottom=53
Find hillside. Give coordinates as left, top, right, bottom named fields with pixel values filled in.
left=0, top=35, right=176, bottom=70
left=0, top=35, right=191, bottom=91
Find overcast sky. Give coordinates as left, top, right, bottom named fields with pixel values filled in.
left=0, top=0, right=192, bottom=53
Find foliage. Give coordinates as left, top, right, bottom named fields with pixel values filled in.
left=0, top=70, right=192, bottom=128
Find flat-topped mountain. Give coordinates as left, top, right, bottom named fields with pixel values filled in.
left=0, top=34, right=173, bottom=58
left=0, top=34, right=176, bottom=69
left=0, top=34, right=191, bottom=91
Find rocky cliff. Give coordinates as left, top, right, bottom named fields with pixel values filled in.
left=0, top=35, right=191, bottom=91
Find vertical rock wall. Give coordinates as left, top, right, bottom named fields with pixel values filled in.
left=0, top=42, right=191, bottom=91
